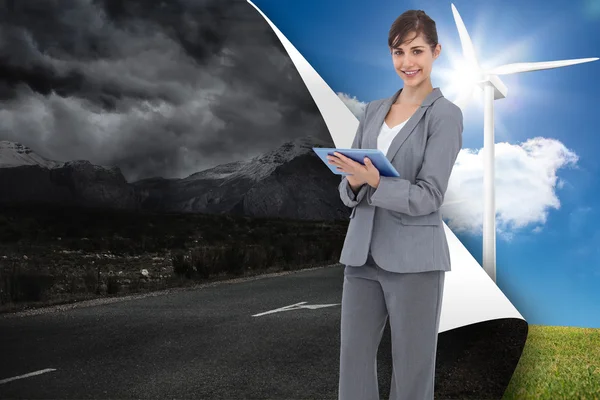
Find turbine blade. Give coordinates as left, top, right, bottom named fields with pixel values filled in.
left=486, top=57, right=599, bottom=75
left=451, top=3, right=480, bottom=70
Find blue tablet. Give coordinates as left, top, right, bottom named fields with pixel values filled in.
left=312, top=147, right=400, bottom=177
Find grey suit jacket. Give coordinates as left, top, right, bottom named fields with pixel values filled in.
left=338, top=87, right=463, bottom=273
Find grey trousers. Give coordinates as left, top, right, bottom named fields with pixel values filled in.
left=338, top=253, right=445, bottom=400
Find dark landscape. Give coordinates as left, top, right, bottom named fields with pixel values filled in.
left=0, top=203, right=349, bottom=314
left=0, top=0, right=354, bottom=313
left=0, top=136, right=352, bottom=313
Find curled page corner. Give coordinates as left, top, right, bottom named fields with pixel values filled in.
left=247, top=1, right=529, bottom=398
left=246, top=0, right=359, bottom=150
left=441, top=224, right=525, bottom=331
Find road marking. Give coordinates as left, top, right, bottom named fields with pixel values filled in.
left=252, top=301, right=340, bottom=317
left=0, top=368, right=57, bottom=385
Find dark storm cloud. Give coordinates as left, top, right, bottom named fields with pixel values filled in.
left=0, top=0, right=232, bottom=106
left=0, top=0, right=331, bottom=180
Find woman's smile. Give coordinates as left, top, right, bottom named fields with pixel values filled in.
left=402, top=69, right=421, bottom=77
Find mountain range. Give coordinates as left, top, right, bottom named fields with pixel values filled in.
left=0, top=137, right=350, bottom=220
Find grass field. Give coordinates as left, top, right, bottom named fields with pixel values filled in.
left=503, top=325, right=600, bottom=399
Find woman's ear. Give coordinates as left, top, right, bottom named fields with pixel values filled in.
left=434, top=44, right=442, bottom=60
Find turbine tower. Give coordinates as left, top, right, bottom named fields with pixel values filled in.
left=450, top=3, right=598, bottom=282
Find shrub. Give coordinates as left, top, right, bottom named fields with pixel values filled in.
left=106, top=276, right=120, bottom=294
left=83, top=269, right=98, bottom=292
left=191, top=247, right=217, bottom=279
left=6, top=272, right=56, bottom=302
left=171, top=251, right=194, bottom=279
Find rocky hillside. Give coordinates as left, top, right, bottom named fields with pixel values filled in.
left=0, top=141, right=137, bottom=210
left=133, top=136, right=349, bottom=220
left=0, top=137, right=349, bottom=220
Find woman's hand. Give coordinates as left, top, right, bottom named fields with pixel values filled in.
left=327, top=152, right=381, bottom=188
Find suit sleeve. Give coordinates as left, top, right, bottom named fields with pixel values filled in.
left=338, top=102, right=371, bottom=208
left=366, top=103, right=463, bottom=216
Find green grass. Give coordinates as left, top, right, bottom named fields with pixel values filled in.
left=504, top=325, right=600, bottom=399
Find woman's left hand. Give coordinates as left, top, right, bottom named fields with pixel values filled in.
left=327, top=152, right=381, bottom=188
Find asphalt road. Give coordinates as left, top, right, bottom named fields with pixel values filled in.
left=0, top=265, right=397, bottom=399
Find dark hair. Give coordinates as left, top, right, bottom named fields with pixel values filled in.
left=388, top=10, right=438, bottom=54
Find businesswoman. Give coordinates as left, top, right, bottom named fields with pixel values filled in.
left=327, top=9, right=463, bottom=400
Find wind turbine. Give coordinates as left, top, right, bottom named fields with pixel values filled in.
left=449, top=3, right=598, bottom=283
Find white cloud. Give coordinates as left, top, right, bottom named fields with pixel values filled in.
left=337, top=92, right=367, bottom=120
left=442, top=137, right=579, bottom=240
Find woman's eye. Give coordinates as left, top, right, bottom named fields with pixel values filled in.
left=394, top=50, right=422, bottom=55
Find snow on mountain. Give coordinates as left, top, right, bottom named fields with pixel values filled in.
left=180, top=135, right=332, bottom=183
left=0, top=141, right=64, bottom=169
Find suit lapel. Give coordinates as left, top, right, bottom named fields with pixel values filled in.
left=368, top=87, right=444, bottom=162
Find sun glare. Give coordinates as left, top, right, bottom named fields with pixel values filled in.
left=435, top=52, right=483, bottom=111
left=433, top=19, right=540, bottom=114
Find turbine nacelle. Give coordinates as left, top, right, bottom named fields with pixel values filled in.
left=476, top=74, right=508, bottom=100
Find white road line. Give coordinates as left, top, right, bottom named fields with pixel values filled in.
left=252, top=302, right=307, bottom=317
left=0, top=368, right=57, bottom=385
left=252, top=302, right=340, bottom=317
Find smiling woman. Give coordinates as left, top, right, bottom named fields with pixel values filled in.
left=332, top=8, right=465, bottom=400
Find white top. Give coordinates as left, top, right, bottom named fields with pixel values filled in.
left=377, top=119, right=408, bottom=156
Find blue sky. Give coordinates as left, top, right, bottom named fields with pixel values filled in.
left=253, top=0, right=600, bottom=328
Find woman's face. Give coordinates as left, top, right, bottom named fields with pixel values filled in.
left=390, top=32, right=441, bottom=88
